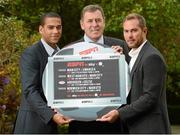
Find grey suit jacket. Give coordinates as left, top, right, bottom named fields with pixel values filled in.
left=118, top=41, right=171, bottom=133
left=14, top=41, right=57, bottom=133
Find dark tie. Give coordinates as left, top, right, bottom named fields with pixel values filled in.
left=52, top=48, right=58, bottom=56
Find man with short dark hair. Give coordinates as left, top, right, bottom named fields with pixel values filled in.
left=13, top=12, right=71, bottom=134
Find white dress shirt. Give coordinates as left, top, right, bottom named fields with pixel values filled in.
left=84, top=34, right=104, bottom=44
left=41, top=38, right=60, bottom=56
left=129, top=40, right=147, bottom=72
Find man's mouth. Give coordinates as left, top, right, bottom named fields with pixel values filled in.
left=128, top=40, right=135, bottom=43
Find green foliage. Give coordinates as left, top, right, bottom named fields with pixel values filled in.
left=0, top=0, right=85, bottom=45
left=0, top=15, right=39, bottom=133
left=102, top=0, right=180, bottom=97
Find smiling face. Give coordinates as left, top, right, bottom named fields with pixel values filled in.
left=123, top=18, right=147, bottom=49
left=39, top=17, right=62, bottom=48
left=80, top=10, right=105, bottom=42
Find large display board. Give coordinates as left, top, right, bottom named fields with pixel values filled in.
left=42, top=42, right=130, bottom=121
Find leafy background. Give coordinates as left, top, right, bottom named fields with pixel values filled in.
left=0, top=0, right=179, bottom=133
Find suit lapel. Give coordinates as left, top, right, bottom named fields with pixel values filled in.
left=38, top=41, right=49, bottom=69
left=104, top=36, right=110, bottom=45
left=104, top=36, right=118, bottom=48
left=130, top=42, right=149, bottom=80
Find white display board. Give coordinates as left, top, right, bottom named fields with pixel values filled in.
left=42, top=42, right=130, bottom=121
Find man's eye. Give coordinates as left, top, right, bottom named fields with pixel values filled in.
left=124, top=30, right=128, bottom=33
left=48, top=26, right=54, bottom=29
left=96, top=19, right=102, bottom=22
left=87, top=20, right=93, bottom=23
left=132, top=29, right=138, bottom=32
left=57, top=25, right=62, bottom=30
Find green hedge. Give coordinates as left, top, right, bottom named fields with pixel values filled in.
left=0, top=16, right=39, bottom=134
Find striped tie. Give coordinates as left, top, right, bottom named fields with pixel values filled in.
left=52, top=48, right=58, bottom=56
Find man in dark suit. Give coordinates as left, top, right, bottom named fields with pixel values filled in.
left=68, top=4, right=129, bottom=134
left=97, top=13, right=171, bottom=134
left=13, top=12, right=71, bottom=134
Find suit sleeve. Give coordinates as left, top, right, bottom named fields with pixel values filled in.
left=118, top=54, right=166, bottom=121
left=105, top=37, right=130, bottom=63
left=121, top=41, right=130, bottom=64
left=20, top=48, right=54, bottom=124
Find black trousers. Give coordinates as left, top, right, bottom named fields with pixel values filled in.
left=68, top=120, right=129, bottom=134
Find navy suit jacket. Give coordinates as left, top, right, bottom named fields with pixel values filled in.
left=118, top=41, right=171, bottom=133
left=14, top=41, right=57, bottom=133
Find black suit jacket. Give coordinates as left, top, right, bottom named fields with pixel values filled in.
left=14, top=41, right=57, bottom=133
left=118, top=41, right=171, bottom=133
left=68, top=36, right=130, bottom=134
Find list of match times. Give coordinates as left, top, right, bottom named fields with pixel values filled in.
left=54, top=59, right=120, bottom=99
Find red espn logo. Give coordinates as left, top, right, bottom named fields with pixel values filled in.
left=79, top=47, right=98, bottom=55
left=67, top=62, right=85, bottom=67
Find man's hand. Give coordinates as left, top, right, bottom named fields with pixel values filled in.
left=52, top=112, right=72, bottom=126
left=96, top=109, right=120, bottom=123
left=111, top=45, right=123, bottom=54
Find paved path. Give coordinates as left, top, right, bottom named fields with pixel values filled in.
left=172, top=125, right=180, bottom=134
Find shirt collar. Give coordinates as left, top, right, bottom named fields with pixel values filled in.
left=129, top=40, right=147, bottom=58
left=41, top=38, right=60, bottom=56
left=84, top=34, right=104, bottom=44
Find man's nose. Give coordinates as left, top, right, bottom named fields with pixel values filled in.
left=53, top=27, right=60, bottom=33
left=128, top=32, right=133, bottom=38
left=92, top=20, right=98, bottom=26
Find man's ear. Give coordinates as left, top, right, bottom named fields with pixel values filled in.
left=144, top=27, right=148, bottom=34
left=39, top=25, right=43, bottom=34
left=80, top=20, right=84, bottom=30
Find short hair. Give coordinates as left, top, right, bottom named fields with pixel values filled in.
left=123, top=13, right=146, bottom=29
left=40, top=12, right=61, bottom=26
left=80, top=4, right=105, bottom=21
